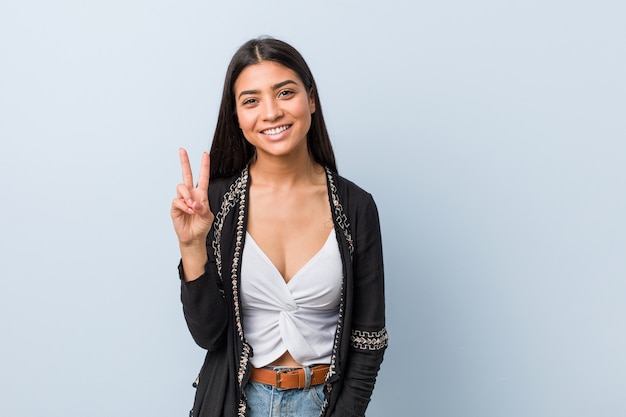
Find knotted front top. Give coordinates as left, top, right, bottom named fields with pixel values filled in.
left=240, top=229, right=343, bottom=367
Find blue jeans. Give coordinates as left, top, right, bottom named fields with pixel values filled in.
left=245, top=380, right=325, bottom=417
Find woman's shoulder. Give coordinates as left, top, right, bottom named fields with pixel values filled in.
left=328, top=170, right=374, bottom=201
left=209, top=173, right=240, bottom=190
left=208, top=168, right=250, bottom=205
left=328, top=170, right=382, bottom=238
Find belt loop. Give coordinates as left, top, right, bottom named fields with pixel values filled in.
left=303, top=366, right=312, bottom=390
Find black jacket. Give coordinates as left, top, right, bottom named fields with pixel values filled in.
left=180, top=167, right=387, bottom=417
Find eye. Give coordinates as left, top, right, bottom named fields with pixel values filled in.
left=278, top=90, right=294, bottom=98
left=241, top=97, right=257, bottom=106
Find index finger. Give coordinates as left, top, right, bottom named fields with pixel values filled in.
left=197, top=152, right=210, bottom=193
left=179, top=148, right=194, bottom=188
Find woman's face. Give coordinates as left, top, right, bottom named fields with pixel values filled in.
left=234, top=61, right=315, bottom=161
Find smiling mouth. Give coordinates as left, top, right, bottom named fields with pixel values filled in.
left=261, top=125, right=291, bottom=135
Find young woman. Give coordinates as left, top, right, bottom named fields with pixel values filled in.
left=171, top=38, right=387, bottom=417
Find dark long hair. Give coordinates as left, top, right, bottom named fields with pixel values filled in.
left=209, top=37, right=337, bottom=178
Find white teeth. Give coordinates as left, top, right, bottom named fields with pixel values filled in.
left=262, top=125, right=289, bottom=135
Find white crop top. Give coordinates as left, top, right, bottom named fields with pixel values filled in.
left=240, top=229, right=343, bottom=368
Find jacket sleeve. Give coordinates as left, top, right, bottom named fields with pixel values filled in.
left=331, top=194, right=388, bottom=416
left=179, top=237, right=229, bottom=351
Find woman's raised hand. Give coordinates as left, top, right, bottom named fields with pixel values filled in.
left=171, top=148, right=214, bottom=246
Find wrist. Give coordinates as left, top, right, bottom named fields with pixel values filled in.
left=179, top=240, right=209, bottom=282
left=179, top=238, right=207, bottom=249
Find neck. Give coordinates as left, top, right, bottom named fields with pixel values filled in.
left=249, top=151, right=323, bottom=187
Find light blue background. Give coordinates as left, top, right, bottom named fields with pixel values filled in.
left=1, top=1, right=625, bottom=416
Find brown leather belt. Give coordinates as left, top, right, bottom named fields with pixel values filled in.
left=250, top=365, right=329, bottom=390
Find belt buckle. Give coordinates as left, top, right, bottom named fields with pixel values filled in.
left=275, top=368, right=287, bottom=390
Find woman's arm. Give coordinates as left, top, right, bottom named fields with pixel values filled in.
left=331, top=195, right=388, bottom=416
left=179, top=256, right=229, bottom=351
left=172, top=149, right=228, bottom=350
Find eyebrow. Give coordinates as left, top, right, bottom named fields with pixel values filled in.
left=237, top=79, right=298, bottom=99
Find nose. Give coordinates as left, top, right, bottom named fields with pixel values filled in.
left=262, top=98, right=283, bottom=121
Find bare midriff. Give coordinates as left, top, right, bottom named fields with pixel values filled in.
left=267, top=351, right=330, bottom=368
left=268, top=350, right=301, bottom=367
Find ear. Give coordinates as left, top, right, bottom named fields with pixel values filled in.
left=308, top=89, right=316, bottom=114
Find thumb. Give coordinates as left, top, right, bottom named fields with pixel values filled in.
left=192, top=200, right=213, bottom=220
left=193, top=201, right=203, bottom=211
